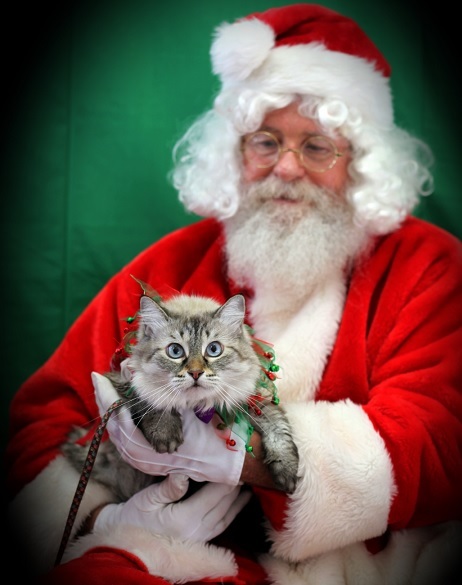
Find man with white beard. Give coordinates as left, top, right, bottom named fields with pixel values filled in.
left=6, top=4, right=462, bottom=585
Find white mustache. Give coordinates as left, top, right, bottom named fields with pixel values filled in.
left=244, top=175, right=332, bottom=205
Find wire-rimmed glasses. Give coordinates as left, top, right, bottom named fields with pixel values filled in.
left=241, top=131, right=347, bottom=173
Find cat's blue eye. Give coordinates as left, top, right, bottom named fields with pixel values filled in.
left=205, top=341, right=223, bottom=357
left=166, top=343, right=185, bottom=359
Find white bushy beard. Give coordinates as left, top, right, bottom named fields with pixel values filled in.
left=223, top=175, right=371, bottom=309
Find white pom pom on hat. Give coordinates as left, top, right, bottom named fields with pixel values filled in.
left=211, top=18, right=275, bottom=81
left=210, top=3, right=393, bottom=127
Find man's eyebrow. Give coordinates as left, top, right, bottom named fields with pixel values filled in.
left=258, top=125, right=325, bottom=139
left=257, top=125, right=279, bottom=133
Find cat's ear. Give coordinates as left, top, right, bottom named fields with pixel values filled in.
left=215, top=294, right=245, bottom=333
left=138, top=295, right=168, bottom=338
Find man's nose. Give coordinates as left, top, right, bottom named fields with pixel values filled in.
left=272, top=149, right=306, bottom=181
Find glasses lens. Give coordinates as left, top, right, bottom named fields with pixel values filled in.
left=244, top=132, right=280, bottom=168
left=301, top=136, right=337, bottom=170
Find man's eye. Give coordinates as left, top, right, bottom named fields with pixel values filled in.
left=248, top=133, right=279, bottom=153
left=257, top=139, right=278, bottom=149
left=302, top=137, right=334, bottom=160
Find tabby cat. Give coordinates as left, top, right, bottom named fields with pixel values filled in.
left=63, top=293, right=299, bottom=501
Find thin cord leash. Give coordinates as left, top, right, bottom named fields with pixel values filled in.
left=54, top=398, right=125, bottom=567
left=53, top=284, right=281, bottom=566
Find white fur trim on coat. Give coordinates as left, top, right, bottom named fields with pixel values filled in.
left=260, top=521, right=462, bottom=585
left=249, top=273, right=395, bottom=558
left=63, top=524, right=237, bottom=584
left=249, top=275, right=347, bottom=402
left=270, top=400, right=396, bottom=560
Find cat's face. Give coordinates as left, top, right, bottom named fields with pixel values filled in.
left=128, top=295, right=261, bottom=412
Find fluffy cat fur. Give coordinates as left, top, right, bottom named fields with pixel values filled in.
left=63, top=293, right=299, bottom=502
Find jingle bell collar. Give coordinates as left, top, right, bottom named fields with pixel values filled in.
left=211, top=3, right=393, bottom=127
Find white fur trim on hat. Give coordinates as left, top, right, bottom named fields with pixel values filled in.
left=211, top=18, right=393, bottom=127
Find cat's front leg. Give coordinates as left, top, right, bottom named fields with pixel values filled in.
left=251, top=405, right=300, bottom=494
left=131, top=401, right=184, bottom=454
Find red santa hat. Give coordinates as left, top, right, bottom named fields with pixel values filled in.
left=211, top=3, right=393, bottom=127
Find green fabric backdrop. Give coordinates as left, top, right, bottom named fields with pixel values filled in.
left=1, top=1, right=458, bottom=451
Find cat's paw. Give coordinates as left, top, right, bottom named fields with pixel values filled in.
left=265, top=440, right=300, bottom=494
left=133, top=406, right=185, bottom=454
left=141, top=421, right=184, bottom=453
left=149, top=431, right=184, bottom=454
left=268, top=459, right=299, bottom=494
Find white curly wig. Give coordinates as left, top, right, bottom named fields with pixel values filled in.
left=170, top=7, right=433, bottom=236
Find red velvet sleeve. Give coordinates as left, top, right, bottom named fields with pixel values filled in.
left=363, top=221, right=462, bottom=528
left=322, top=217, right=462, bottom=529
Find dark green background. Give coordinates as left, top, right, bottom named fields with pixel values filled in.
left=1, top=1, right=458, bottom=451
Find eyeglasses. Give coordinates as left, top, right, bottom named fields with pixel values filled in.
left=241, top=131, right=347, bottom=173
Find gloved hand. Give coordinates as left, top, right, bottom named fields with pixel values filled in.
left=92, top=372, right=246, bottom=485
left=94, top=473, right=252, bottom=541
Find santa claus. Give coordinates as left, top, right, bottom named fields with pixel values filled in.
left=6, top=4, right=462, bottom=584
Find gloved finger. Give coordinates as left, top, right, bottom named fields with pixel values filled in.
left=201, top=486, right=250, bottom=530
left=147, top=474, right=190, bottom=505
left=185, top=481, right=239, bottom=513
left=205, top=490, right=253, bottom=540
left=92, top=371, right=121, bottom=412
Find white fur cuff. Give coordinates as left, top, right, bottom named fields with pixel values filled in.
left=270, top=400, right=395, bottom=560
left=63, top=524, right=238, bottom=583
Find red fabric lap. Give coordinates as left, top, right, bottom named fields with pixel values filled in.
left=39, top=547, right=270, bottom=585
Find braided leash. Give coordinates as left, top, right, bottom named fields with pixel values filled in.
left=54, top=398, right=126, bottom=566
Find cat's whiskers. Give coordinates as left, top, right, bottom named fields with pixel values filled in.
left=214, top=380, right=282, bottom=432
left=122, top=383, right=185, bottom=442
left=141, top=380, right=184, bottom=412
left=113, top=378, right=180, bottom=432
left=211, top=380, right=249, bottom=408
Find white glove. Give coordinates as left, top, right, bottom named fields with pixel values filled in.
left=92, top=372, right=246, bottom=485
left=94, top=473, right=252, bottom=542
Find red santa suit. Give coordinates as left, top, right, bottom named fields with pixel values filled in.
left=6, top=216, right=462, bottom=584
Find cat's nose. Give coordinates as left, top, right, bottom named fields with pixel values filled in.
left=188, top=370, right=204, bottom=381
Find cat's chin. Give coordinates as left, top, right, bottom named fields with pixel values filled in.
left=180, top=393, right=235, bottom=413
left=182, top=395, right=216, bottom=411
